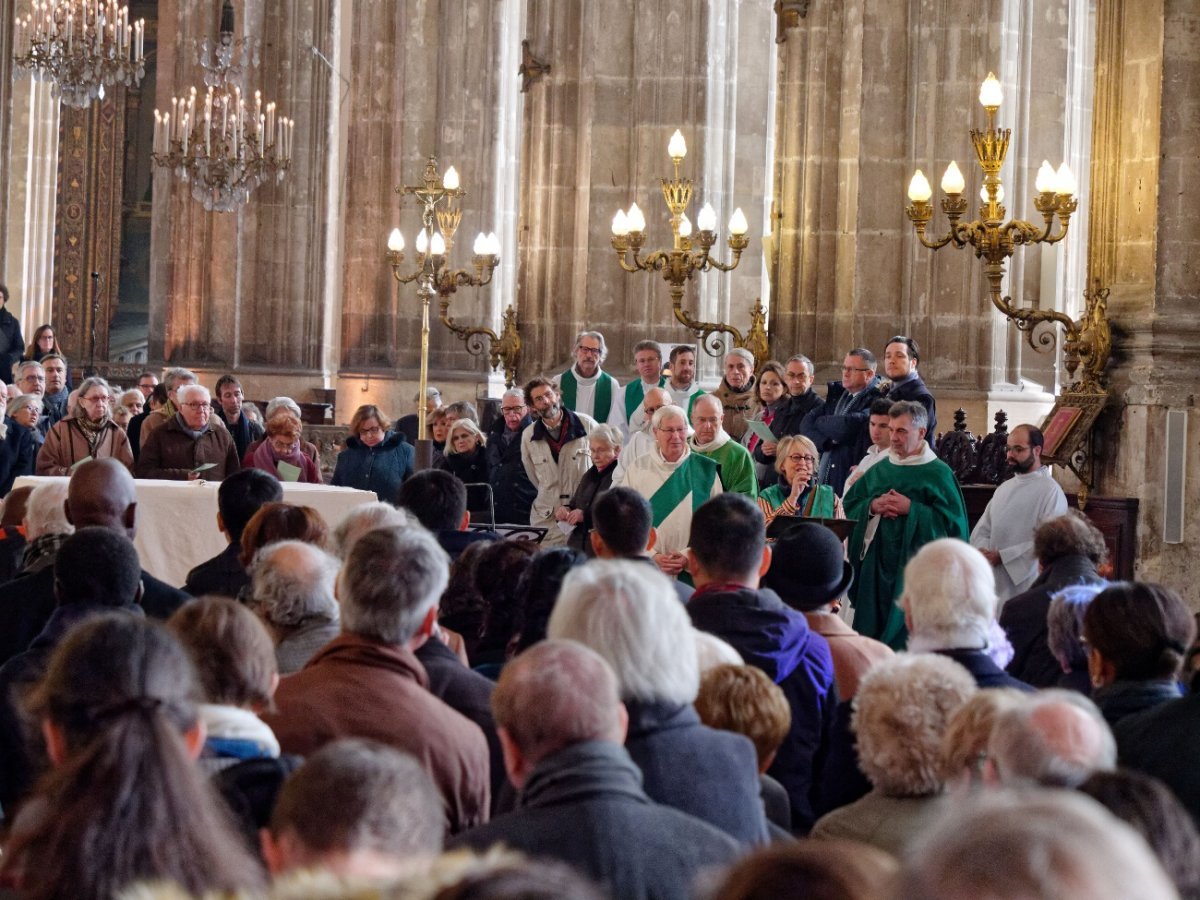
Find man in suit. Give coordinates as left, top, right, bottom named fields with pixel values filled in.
left=800, top=348, right=883, bottom=496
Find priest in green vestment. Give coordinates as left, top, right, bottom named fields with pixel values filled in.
left=553, top=330, right=622, bottom=427
left=843, top=400, right=968, bottom=649
left=688, top=394, right=758, bottom=498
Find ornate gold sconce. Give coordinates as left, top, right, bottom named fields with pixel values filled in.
left=904, top=72, right=1115, bottom=494
left=384, top=157, right=504, bottom=441
left=611, top=130, right=767, bottom=358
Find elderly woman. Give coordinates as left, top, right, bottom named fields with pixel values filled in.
left=118, top=388, right=145, bottom=419
left=744, top=361, right=788, bottom=489
left=811, top=653, right=977, bottom=854
left=757, top=433, right=841, bottom=526
left=331, top=404, right=414, bottom=502
left=1046, top=582, right=1106, bottom=694
left=248, top=411, right=322, bottom=483
left=241, top=398, right=320, bottom=470
left=1084, top=582, right=1196, bottom=728
left=428, top=406, right=451, bottom=464
left=36, top=376, right=133, bottom=475
left=440, top=418, right=490, bottom=484
left=3, top=393, right=41, bottom=491
left=557, top=423, right=621, bottom=555
left=549, top=559, right=771, bottom=847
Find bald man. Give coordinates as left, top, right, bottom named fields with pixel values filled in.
left=613, top=386, right=671, bottom=482
left=688, top=394, right=758, bottom=498
left=450, top=640, right=741, bottom=898
left=987, top=691, right=1116, bottom=788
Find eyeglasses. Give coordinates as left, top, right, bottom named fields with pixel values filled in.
left=787, top=454, right=817, bottom=464
left=270, top=440, right=298, bottom=453
left=500, top=406, right=526, bottom=414
left=359, top=426, right=384, bottom=436
left=81, top=395, right=111, bottom=404
left=576, top=346, right=602, bottom=356
left=181, top=402, right=211, bottom=411
left=657, top=426, right=688, bottom=436
left=841, top=366, right=872, bottom=373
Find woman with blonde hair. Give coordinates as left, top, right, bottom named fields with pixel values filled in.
left=439, top=418, right=490, bottom=485
left=756, top=433, right=841, bottom=526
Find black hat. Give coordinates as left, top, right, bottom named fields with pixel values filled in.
left=761, top=521, right=854, bottom=612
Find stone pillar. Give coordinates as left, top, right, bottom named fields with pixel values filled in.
left=0, top=5, right=12, bottom=273
left=1090, top=0, right=1200, bottom=589
left=518, top=0, right=773, bottom=382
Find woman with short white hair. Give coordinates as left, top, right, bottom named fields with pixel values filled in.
left=549, top=559, right=771, bottom=846
left=439, top=418, right=490, bottom=485
left=557, top=423, right=622, bottom=555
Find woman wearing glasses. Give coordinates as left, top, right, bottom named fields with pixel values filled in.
left=757, top=434, right=842, bottom=527
left=331, top=404, right=414, bottom=503
left=36, top=376, right=133, bottom=475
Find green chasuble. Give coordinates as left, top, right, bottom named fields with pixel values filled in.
left=760, top=483, right=838, bottom=518
left=559, top=368, right=618, bottom=421
left=623, top=376, right=668, bottom=420
left=842, top=452, right=969, bottom=650
left=693, top=439, right=758, bottom=498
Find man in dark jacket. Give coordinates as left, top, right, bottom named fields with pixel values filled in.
left=486, top=388, right=536, bottom=525
left=135, top=383, right=240, bottom=481
left=880, top=335, right=937, bottom=446
left=754, top=355, right=822, bottom=471
left=0, top=283, right=23, bottom=386
left=1000, top=511, right=1108, bottom=687
left=184, top=468, right=283, bottom=597
left=800, top=348, right=882, bottom=496
left=686, top=493, right=838, bottom=832
left=214, top=374, right=265, bottom=460
left=450, top=640, right=742, bottom=900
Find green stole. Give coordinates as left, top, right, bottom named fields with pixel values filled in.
left=648, top=454, right=718, bottom=525
left=624, top=376, right=669, bottom=420
left=560, top=368, right=616, bottom=419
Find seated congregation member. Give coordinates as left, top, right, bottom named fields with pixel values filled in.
left=810, top=654, right=976, bottom=854
left=988, top=689, right=1116, bottom=787
left=261, top=525, right=491, bottom=833
left=1046, top=584, right=1106, bottom=694
left=761, top=523, right=892, bottom=702
left=471, top=540, right=539, bottom=669
left=213, top=374, right=264, bottom=460
left=138, top=366, right=198, bottom=445
left=742, top=360, right=787, bottom=490
left=397, top=468, right=498, bottom=561
left=331, top=403, right=414, bottom=501
left=330, top=500, right=411, bottom=559
left=486, top=388, right=535, bottom=525
left=614, top=404, right=721, bottom=579
left=396, top=386, right=442, bottom=444
left=262, top=739, right=444, bottom=883
left=440, top=418, right=491, bottom=485
left=521, top=376, right=597, bottom=547
left=712, top=841, right=897, bottom=900
left=248, top=540, right=341, bottom=675
left=549, top=559, right=770, bottom=846
left=896, top=791, right=1177, bottom=900
left=844, top=400, right=968, bottom=649
left=2, top=395, right=39, bottom=493
left=247, top=410, right=322, bottom=483
left=238, top=501, right=330, bottom=571
left=999, top=510, right=1109, bottom=688
left=449, top=640, right=743, bottom=898
left=685, top=494, right=837, bottom=833
left=135, top=382, right=241, bottom=481
left=0, top=615, right=266, bottom=897
left=0, top=528, right=143, bottom=817
left=0, top=486, right=32, bottom=583
left=694, top=664, right=795, bottom=834
left=798, top=348, right=882, bottom=497
left=712, top=348, right=757, bottom=441
left=902, top=539, right=1032, bottom=691
left=429, top=406, right=450, bottom=463
left=1083, top=581, right=1194, bottom=728
left=690, top=393, right=758, bottom=498
left=242, top=397, right=321, bottom=470
left=117, top=389, right=143, bottom=422
left=37, top=354, right=70, bottom=431
left=508, top=547, right=587, bottom=656
left=184, top=468, right=283, bottom=598
left=756, top=434, right=840, bottom=526
left=588, top=486, right=692, bottom=604
left=938, top=688, right=1028, bottom=790
left=128, top=381, right=166, bottom=460
left=1078, top=769, right=1200, bottom=900
left=560, top=423, right=621, bottom=555
left=36, top=376, right=133, bottom=475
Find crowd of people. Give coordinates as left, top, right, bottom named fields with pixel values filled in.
left=0, top=315, right=1199, bottom=899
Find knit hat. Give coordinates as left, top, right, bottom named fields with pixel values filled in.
left=761, top=521, right=854, bottom=612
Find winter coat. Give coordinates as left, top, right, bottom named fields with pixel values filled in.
left=135, top=416, right=241, bottom=481
left=486, top=416, right=536, bottom=525
left=36, top=417, right=133, bottom=475
left=330, top=431, right=413, bottom=503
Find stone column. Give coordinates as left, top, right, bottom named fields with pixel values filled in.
left=517, top=0, right=773, bottom=382
left=0, top=5, right=13, bottom=272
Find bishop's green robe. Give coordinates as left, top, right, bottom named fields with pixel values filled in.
left=843, top=447, right=969, bottom=650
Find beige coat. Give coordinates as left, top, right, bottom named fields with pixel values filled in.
left=36, top=418, right=134, bottom=475
left=520, top=409, right=596, bottom=545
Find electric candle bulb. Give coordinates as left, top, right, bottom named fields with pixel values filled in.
left=387, top=228, right=404, bottom=252
left=668, top=130, right=687, bottom=160
left=1055, top=162, right=1077, bottom=196
left=697, top=202, right=717, bottom=232
left=678, top=213, right=692, bottom=238
left=416, top=230, right=429, bottom=254
left=941, top=161, right=965, bottom=195
left=979, top=72, right=1003, bottom=108
left=473, top=233, right=487, bottom=254
left=443, top=166, right=459, bottom=190
left=486, top=233, right=501, bottom=255
left=430, top=233, right=446, bottom=256
left=728, top=208, right=748, bottom=236
left=1035, top=160, right=1056, bottom=193
left=612, top=209, right=630, bottom=236
left=907, top=170, right=933, bottom=203
left=627, top=203, right=646, bottom=233
left=979, top=184, right=1005, bottom=204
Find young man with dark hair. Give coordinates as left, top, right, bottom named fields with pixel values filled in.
left=686, top=493, right=838, bottom=833
left=396, top=469, right=497, bottom=559
left=184, top=468, right=284, bottom=598
left=214, top=374, right=264, bottom=460
left=590, top=487, right=690, bottom=603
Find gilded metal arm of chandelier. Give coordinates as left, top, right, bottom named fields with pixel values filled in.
left=385, top=158, right=513, bottom=420
left=904, top=73, right=1112, bottom=394
left=611, top=130, right=766, bottom=358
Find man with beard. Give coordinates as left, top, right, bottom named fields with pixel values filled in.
left=970, top=424, right=1067, bottom=603
left=688, top=394, right=757, bottom=498
left=520, top=377, right=596, bottom=546
left=553, top=331, right=622, bottom=427
left=843, top=401, right=968, bottom=649
left=664, top=344, right=706, bottom=419
left=710, top=348, right=757, bottom=441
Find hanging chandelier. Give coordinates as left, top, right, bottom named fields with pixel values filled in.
left=12, top=0, right=146, bottom=109
left=150, top=1, right=292, bottom=213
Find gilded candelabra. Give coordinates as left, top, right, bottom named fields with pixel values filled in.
left=611, top=130, right=767, bottom=358
left=904, top=72, right=1112, bottom=395
left=385, top=157, right=505, bottom=441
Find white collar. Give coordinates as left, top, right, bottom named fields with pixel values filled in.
left=689, top=430, right=730, bottom=453
left=887, top=441, right=938, bottom=466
